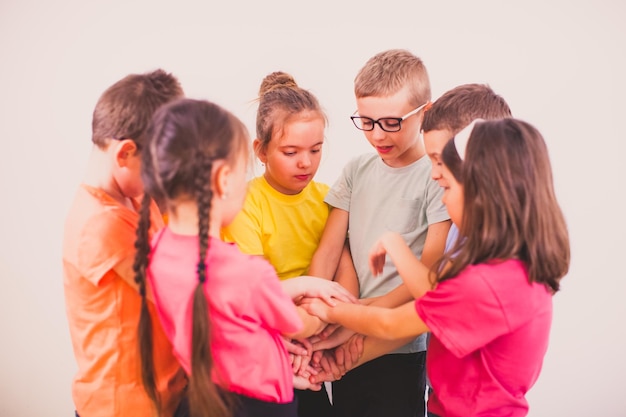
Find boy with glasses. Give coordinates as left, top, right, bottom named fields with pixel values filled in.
left=309, top=49, right=450, bottom=417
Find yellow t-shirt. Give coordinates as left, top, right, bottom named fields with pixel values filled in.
left=222, top=176, right=330, bottom=280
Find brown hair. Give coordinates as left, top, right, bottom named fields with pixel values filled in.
left=354, top=49, right=431, bottom=107
left=91, top=69, right=183, bottom=149
left=134, top=98, right=248, bottom=417
left=422, top=83, right=511, bottom=134
left=255, top=71, right=326, bottom=154
left=438, top=118, right=570, bottom=293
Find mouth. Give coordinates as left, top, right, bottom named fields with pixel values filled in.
left=294, top=174, right=311, bottom=181
left=376, top=146, right=393, bottom=154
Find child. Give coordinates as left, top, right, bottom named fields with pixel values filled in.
left=308, top=49, right=451, bottom=417
left=221, top=71, right=357, bottom=416
left=134, top=98, right=353, bottom=417
left=62, top=69, right=186, bottom=417
left=303, top=118, right=571, bottom=417
left=309, top=83, right=515, bottom=382
left=422, top=83, right=512, bottom=251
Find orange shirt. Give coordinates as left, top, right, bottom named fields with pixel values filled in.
left=63, top=184, right=186, bottom=417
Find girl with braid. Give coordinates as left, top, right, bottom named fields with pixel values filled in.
left=134, top=98, right=354, bottom=417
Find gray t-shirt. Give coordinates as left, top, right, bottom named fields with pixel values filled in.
left=326, top=153, right=450, bottom=353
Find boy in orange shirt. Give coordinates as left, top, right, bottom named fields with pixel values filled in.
left=62, top=69, right=186, bottom=417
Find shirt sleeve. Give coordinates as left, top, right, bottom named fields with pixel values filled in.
left=77, top=211, right=135, bottom=286
left=221, top=198, right=264, bottom=256
left=324, top=157, right=356, bottom=212
left=415, top=266, right=510, bottom=358
left=250, top=258, right=303, bottom=335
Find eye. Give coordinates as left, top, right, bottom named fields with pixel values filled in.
left=311, top=147, right=322, bottom=154
left=284, top=151, right=296, bottom=156
left=381, top=119, right=401, bottom=130
left=361, top=119, right=374, bottom=129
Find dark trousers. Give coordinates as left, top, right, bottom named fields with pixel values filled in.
left=173, top=390, right=298, bottom=417
left=332, top=352, right=426, bottom=417
left=295, top=384, right=333, bottom=417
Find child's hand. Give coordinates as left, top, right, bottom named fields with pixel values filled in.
left=286, top=276, right=357, bottom=306
left=310, top=349, right=345, bottom=383
left=309, top=325, right=355, bottom=351
left=299, top=297, right=334, bottom=323
left=293, top=374, right=322, bottom=391
left=368, top=232, right=403, bottom=276
left=334, top=333, right=364, bottom=373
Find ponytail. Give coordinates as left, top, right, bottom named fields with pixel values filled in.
left=133, top=193, right=160, bottom=413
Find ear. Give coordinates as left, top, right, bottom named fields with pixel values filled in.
left=253, top=138, right=268, bottom=164
left=114, top=139, right=138, bottom=167
left=213, top=162, right=231, bottom=200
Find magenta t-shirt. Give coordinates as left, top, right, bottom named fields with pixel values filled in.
left=416, top=259, right=553, bottom=417
left=148, top=228, right=303, bottom=403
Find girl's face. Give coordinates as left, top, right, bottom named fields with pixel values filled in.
left=440, top=163, right=464, bottom=227
left=257, top=114, right=325, bottom=195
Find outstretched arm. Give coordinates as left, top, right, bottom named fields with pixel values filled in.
left=301, top=298, right=428, bottom=341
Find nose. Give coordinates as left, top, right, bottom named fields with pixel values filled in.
left=298, top=153, right=311, bottom=168
left=431, top=165, right=443, bottom=180
left=370, top=123, right=387, bottom=140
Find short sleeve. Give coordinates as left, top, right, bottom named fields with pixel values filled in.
left=221, top=199, right=264, bottom=256
left=250, top=259, right=303, bottom=335
left=324, top=157, right=357, bottom=212
left=77, top=211, right=135, bottom=286
left=415, top=267, right=510, bottom=358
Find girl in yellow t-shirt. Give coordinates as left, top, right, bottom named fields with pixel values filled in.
left=222, top=71, right=356, bottom=417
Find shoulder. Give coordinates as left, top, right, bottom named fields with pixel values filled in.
left=307, top=180, right=330, bottom=198
left=212, top=240, right=277, bottom=278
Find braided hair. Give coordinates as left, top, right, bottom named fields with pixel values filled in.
left=134, top=98, right=248, bottom=417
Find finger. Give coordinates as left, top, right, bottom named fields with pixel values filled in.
left=283, top=338, right=308, bottom=356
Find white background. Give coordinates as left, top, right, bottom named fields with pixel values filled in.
left=1, top=0, right=625, bottom=415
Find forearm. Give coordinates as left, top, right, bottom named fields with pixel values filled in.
left=354, top=336, right=415, bottom=368
left=333, top=242, right=359, bottom=298
left=286, top=307, right=325, bottom=339
left=367, top=283, right=413, bottom=308
left=382, top=234, right=434, bottom=299
left=327, top=301, right=427, bottom=340
left=309, top=208, right=349, bottom=280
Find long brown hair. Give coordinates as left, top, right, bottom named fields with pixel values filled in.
left=134, top=98, right=248, bottom=417
left=438, top=118, right=570, bottom=292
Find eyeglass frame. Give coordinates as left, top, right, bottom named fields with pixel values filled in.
left=350, top=102, right=429, bottom=132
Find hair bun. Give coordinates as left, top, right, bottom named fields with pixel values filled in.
left=259, top=71, right=298, bottom=97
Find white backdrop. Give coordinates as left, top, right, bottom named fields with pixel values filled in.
left=1, top=1, right=625, bottom=415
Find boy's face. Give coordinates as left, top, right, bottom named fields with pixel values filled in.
left=423, top=128, right=454, bottom=183
left=355, top=87, right=425, bottom=168
left=440, top=162, right=463, bottom=227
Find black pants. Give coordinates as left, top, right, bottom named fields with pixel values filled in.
left=332, top=352, right=426, bottom=417
left=174, top=390, right=298, bottom=417
left=295, top=384, right=333, bottom=417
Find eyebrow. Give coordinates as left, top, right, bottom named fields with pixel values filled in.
left=278, top=141, right=324, bottom=149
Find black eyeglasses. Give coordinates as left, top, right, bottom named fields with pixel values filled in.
left=350, top=102, right=428, bottom=132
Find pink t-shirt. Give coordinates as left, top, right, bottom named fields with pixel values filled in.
left=416, top=260, right=553, bottom=417
left=148, top=228, right=303, bottom=403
